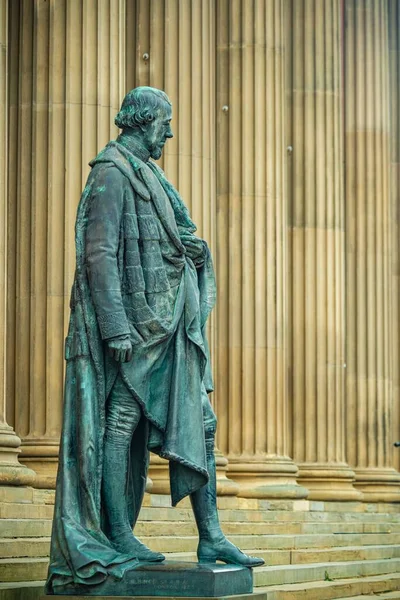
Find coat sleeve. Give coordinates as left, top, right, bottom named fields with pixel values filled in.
left=85, top=164, right=130, bottom=340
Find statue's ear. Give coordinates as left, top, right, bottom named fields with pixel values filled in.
left=137, top=124, right=148, bottom=133
left=137, top=112, right=155, bottom=133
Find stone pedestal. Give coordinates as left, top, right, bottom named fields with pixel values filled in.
left=43, top=596, right=260, bottom=600
left=43, top=562, right=253, bottom=598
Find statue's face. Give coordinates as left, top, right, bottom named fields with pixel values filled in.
left=142, top=103, right=173, bottom=160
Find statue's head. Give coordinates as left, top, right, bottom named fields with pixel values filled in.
left=115, top=86, right=173, bottom=160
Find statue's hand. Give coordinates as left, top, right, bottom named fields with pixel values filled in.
left=180, top=232, right=205, bottom=262
left=107, top=334, right=133, bottom=363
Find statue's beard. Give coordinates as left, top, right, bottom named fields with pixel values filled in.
left=150, top=147, right=163, bottom=160
left=149, top=140, right=165, bottom=160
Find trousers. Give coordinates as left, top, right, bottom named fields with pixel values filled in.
left=105, top=373, right=217, bottom=448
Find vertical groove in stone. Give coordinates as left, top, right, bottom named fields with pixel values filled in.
left=215, top=0, right=229, bottom=456
left=6, top=0, right=20, bottom=429
left=125, top=1, right=136, bottom=94
left=7, top=0, right=126, bottom=488
left=289, top=0, right=358, bottom=500
left=163, top=0, right=178, bottom=184
left=46, top=0, right=66, bottom=442
left=64, top=0, right=82, bottom=336
left=345, top=0, right=400, bottom=501
left=15, top=0, right=34, bottom=444
left=0, top=0, right=8, bottom=426
left=0, top=0, right=34, bottom=485
left=216, top=0, right=306, bottom=499
left=241, top=0, right=255, bottom=459
left=126, top=0, right=225, bottom=494
left=389, top=0, right=400, bottom=473
left=226, top=0, right=242, bottom=460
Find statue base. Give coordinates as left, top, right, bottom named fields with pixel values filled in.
left=43, top=561, right=253, bottom=597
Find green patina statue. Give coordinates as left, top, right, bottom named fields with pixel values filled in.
left=45, top=87, right=264, bottom=595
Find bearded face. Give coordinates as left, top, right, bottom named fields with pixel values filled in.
left=142, top=104, right=173, bottom=160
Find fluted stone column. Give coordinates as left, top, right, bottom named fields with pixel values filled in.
left=215, top=0, right=307, bottom=499
left=389, top=0, right=400, bottom=474
left=7, top=0, right=126, bottom=488
left=125, top=0, right=238, bottom=496
left=345, top=0, right=400, bottom=501
left=289, top=0, right=359, bottom=500
left=0, top=0, right=34, bottom=487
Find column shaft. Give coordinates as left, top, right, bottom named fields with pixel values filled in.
left=125, top=0, right=237, bottom=495
left=289, top=0, right=359, bottom=500
left=215, top=0, right=306, bottom=499
left=345, top=0, right=400, bottom=501
left=7, top=0, right=126, bottom=488
left=0, top=0, right=34, bottom=485
left=389, top=0, right=400, bottom=473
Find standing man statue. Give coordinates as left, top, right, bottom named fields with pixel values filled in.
left=46, top=87, right=264, bottom=594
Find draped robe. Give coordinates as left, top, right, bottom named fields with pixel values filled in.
left=46, top=140, right=216, bottom=592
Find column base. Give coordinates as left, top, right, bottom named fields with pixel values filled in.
left=215, top=448, right=240, bottom=496
left=0, top=426, right=36, bottom=486
left=148, top=455, right=170, bottom=495
left=297, top=462, right=361, bottom=501
left=354, top=467, right=400, bottom=502
left=227, top=455, right=309, bottom=499
left=19, top=440, right=58, bottom=488
left=148, top=449, right=240, bottom=497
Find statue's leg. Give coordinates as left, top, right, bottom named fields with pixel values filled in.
left=102, top=374, right=164, bottom=562
left=190, top=388, right=264, bottom=567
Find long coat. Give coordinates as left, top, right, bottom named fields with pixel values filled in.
left=46, top=141, right=216, bottom=592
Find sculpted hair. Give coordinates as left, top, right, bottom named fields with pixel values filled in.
left=115, top=87, right=171, bottom=130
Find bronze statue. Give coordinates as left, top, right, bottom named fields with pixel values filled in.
left=45, top=87, right=264, bottom=595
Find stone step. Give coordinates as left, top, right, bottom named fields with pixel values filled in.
left=314, top=502, right=400, bottom=515
left=0, top=558, right=48, bottom=583
left=134, top=520, right=394, bottom=537
left=183, top=497, right=400, bottom=515
left=138, top=505, right=400, bottom=524
left=1, top=572, right=399, bottom=599
left=0, top=488, right=35, bottom=505
left=141, top=532, right=400, bottom=553
left=1, top=521, right=398, bottom=557
left=1, top=523, right=399, bottom=559
left=2, top=538, right=398, bottom=565
left=32, top=489, right=55, bottom=505
left=258, top=573, right=400, bottom=600
left=142, top=494, right=400, bottom=516
left=254, top=558, right=400, bottom=587
left=142, top=494, right=400, bottom=521
left=0, top=581, right=45, bottom=600
left=0, top=578, right=400, bottom=600
left=0, top=503, right=54, bottom=520
left=0, top=520, right=52, bottom=539
left=291, top=543, right=400, bottom=564
left=4, top=502, right=400, bottom=525
left=165, top=543, right=400, bottom=565
left=340, top=595, right=400, bottom=600
left=4, top=501, right=399, bottom=526
left=0, top=538, right=50, bottom=559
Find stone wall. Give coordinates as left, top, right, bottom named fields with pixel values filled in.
left=1, top=0, right=399, bottom=502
